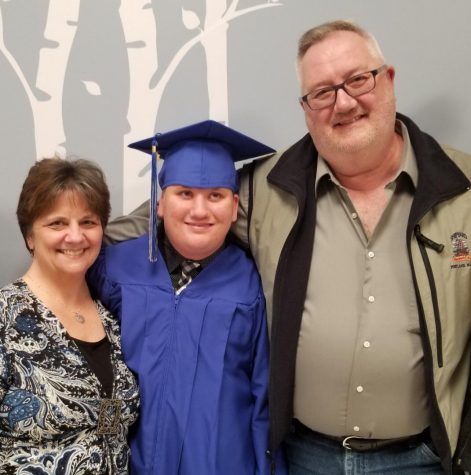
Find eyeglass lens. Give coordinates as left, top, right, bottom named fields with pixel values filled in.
left=305, top=70, right=377, bottom=110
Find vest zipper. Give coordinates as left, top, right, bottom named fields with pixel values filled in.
left=414, top=224, right=444, bottom=368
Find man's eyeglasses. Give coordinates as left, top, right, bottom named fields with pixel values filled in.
left=299, top=64, right=388, bottom=111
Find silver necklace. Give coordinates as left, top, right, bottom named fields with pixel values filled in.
left=24, top=273, right=88, bottom=324
left=73, top=312, right=86, bottom=324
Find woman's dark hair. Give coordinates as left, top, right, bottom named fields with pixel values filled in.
left=17, top=157, right=111, bottom=252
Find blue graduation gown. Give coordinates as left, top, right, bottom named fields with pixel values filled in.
left=88, top=235, right=273, bottom=474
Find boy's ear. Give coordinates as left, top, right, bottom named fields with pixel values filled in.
left=232, top=194, right=239, bottom=222
left=157, top=195, right=165, bottom=218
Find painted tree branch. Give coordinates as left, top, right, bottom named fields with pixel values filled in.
left=0, top=6, right=35, bottom=105
left=151, top=0, right=282, bottom=115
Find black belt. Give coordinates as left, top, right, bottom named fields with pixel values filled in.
left=293, top=420, right=428, bottom=452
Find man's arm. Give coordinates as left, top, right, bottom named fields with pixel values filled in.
left=104, top=200, right=150, bottom=245
left=230, top=164, right=252, bottom=248
left=249, top=292, right=287, bottom=475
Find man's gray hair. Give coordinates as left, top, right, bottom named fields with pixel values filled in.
left=297, top=20, right=385, bottom=65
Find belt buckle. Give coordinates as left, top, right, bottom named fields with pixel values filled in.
left=97, top=398, right=122, bottom=434
left=342, top=435, right=362, bottom=450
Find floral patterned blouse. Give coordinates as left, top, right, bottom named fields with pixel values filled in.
left=0, top=280, right=139, bottom=474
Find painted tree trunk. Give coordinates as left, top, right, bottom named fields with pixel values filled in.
left=119, top=0, right=159, bottom=212
left=203, top=0, right=229, bottom=124
left=35, top=0, right=81, bottom=159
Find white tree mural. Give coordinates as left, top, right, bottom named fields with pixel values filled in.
left=119, top=0, right=160, bottom=211
left=0, top=1, right=80, bottom=159
left=0, top=0, right=282, bottom=213
left=122, top=0, right=282, bottom=212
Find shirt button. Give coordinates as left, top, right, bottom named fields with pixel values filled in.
left=357, top=385, right=364, bottom=393
left=368, top=295, right=375, bottom=303
left=352, top=212, right=358, bottom=219
left=353, top=426, right=360, bottom=432
left=367, top=251, right=375, bottom=258
left=363, top=341, right=371, bottom=348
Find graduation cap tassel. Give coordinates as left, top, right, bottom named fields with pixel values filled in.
left=149, top=138, right=159, bottom=262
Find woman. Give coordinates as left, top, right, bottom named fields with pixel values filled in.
left=0, top=158, right=139, bottom=474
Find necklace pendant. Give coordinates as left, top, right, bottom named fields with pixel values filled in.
left=73, top=312, right=86, bottom=324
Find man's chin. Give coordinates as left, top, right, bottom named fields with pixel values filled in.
left=326, top=134, right=375, bottom=155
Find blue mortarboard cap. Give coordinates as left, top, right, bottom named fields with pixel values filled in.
left=129, top=120, right=275, bottom=191
left=128, top=120, right=275, bottom=262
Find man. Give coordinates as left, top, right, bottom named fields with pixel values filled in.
left=232, top=20, right=471, bottom=475
left=89, top=120, right=287, bottom=474
left=106, top=21, right=471, bottom=475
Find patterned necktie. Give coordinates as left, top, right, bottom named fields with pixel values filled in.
left=176, top=260, right=201, bottom=293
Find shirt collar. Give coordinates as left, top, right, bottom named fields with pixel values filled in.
left=159, top=224, right=223, bottom=273
left=395, top=120, right=418, bottom=189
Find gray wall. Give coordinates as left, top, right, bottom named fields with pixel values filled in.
left=1, top=0, right=470, bottom=286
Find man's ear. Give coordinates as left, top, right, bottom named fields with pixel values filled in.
left=386, top=65, right=396, bottom=82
